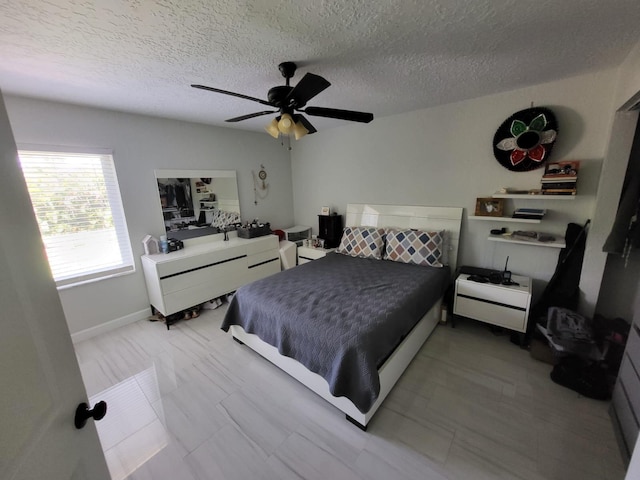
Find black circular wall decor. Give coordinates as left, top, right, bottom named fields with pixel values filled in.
left=493, top=107, right=558, bottom=172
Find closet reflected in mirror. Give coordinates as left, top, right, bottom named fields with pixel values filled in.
left=154, top=170, right=241, bottom=241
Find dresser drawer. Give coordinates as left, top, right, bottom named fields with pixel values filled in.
left=246, top=235, right=279, bottom=256
left=247, top=249, right=280, bottom=269
left=247, top=256, right=280, bottom=283
left=626, top=322, right=640, bottom=370
left=619, top=355, right=640, bottom=417
left=156, top=244, right=246, bottom=278
left=161, top=256, right=246, bottom=294
left=612, top=381, right=639, bottom=454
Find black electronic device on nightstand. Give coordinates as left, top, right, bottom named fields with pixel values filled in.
left=318, top=214, right=343, bottom=248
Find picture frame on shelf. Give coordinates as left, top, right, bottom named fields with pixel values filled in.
left=475, top=197, right=504, bottom=217
left=320, top=206, right=330, bottom=215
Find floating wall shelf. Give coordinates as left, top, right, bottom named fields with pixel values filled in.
left=488, top=234, right=566, bottom=249
left=492, top=193, right=575, bottom=200
left=468, top=216, right=541, bottom=224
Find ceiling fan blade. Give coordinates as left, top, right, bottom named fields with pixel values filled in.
left=304, top=107, right=374, bottom=123
left=287, top=73, right=331, bottom=106
left=191, top=84, right=273, bottom=106
left=225, top=111, right=278, bottom=122
left=293, top=114, right=317, bottom=134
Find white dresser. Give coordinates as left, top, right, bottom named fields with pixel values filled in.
left=611, top=317, right=640, bottom=463
left=142, top=234, right=280, bottom=316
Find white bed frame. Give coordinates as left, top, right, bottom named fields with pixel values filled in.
left=229, top=204, right=463, bottom=429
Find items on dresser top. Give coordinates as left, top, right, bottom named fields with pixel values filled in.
left=167, top=237, right=184, bottom=252
left=236, top=221, right=271, bottom=239
left=142, top=235, right=160, bottom=255
left=156, top=235, right=184, bottom=253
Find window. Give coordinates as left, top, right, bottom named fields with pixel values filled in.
left=18, top=146, right=134, bottom=288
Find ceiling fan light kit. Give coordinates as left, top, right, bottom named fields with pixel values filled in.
left=265, top=118, right=280, bottom=138
left=192, top=62, right=373, bottom=141
left=264, top=113, right=310, bottom=140
left=277, top=113, right=294, bottom=134
left=292, top=120, right=309, bottom=140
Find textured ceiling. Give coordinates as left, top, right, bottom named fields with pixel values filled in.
left=1, top=0, right=639, bottom=133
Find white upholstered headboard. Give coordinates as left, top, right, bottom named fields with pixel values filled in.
left=345, top=203, right=464, bottom=274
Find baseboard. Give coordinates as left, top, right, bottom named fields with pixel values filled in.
left=71, top=307, right=152, bottom=343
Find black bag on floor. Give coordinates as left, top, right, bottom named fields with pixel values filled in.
left=550, top=356, right=611, bottom=400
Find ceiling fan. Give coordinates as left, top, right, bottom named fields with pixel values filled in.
left=191, top=62, right=374, bottom=140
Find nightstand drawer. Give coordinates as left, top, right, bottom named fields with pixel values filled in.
left=453, top=273, right=532, bottom=333
left=454, top=295, right=527, bottom=332
left=456, top=281, right=529, bottom=309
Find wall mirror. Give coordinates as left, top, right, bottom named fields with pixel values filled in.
left=154, top=169, right=241, bottom=241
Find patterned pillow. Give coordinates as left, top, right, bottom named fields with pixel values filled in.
left=385, top=229, right=445, bottom=267
left=337, top=227, right=386, bottom=260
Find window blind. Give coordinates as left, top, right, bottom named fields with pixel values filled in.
left=18, top=147, right=134, bottom=288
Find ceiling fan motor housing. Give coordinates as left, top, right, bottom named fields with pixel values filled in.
left=267, top=86, right=295, bottom=108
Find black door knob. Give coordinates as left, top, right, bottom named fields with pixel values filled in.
left=74, top=401, right=107, bottom=429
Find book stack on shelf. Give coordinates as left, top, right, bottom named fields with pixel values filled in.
left=541, top=160, right=580, bottom=195
left=513, top=208, right=546, bottom=220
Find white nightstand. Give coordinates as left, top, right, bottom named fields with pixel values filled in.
left=453, top=273, right=532, bottom=333
left=297, top=246, right=335, bottom=264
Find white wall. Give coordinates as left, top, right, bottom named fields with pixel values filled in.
left=615, top=40, right=640, bottom=109
left=5, top=96, right=293, bottom=334
left=291, top=69, right=619, bottom=306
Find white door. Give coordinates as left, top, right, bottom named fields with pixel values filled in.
left=0, top=92, right=110, bottom=480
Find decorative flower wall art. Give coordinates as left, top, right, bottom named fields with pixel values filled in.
left=493, top=107, right=558, bottom=171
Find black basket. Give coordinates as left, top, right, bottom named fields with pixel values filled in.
left=237, top=224, right=271, bottom=239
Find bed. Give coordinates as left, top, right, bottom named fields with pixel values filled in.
left=222, top=204, right=463, bottom=429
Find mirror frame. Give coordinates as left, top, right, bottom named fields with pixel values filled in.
left=153, top=169, right=240, bottom=241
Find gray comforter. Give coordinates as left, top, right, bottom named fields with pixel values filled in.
left=222, top=252, right=449, bottom=413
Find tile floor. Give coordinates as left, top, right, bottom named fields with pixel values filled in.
left=74, top=305, right=627, bottom=480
